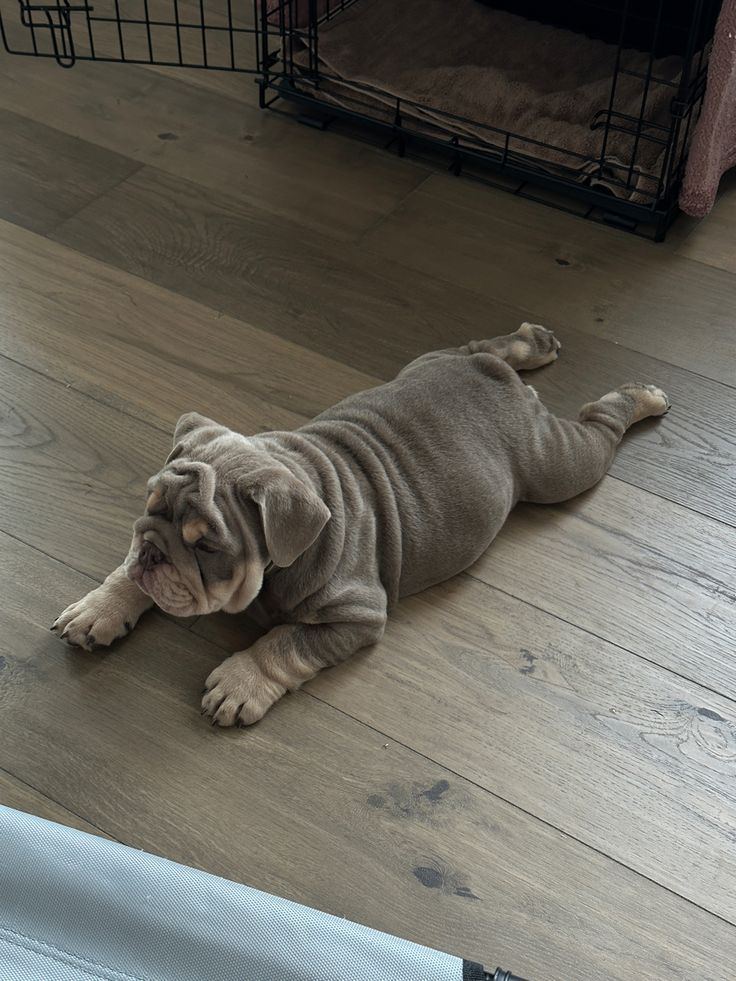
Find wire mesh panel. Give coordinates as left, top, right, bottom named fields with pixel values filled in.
left=0, top=0, right=260, bottom=69
left=258, top=0, right=721, bottom=238
left=0, top=0, right=723, bottom=236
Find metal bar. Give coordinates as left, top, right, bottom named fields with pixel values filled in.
left=310, top=0, right=318, bottom=73
left=27, top=2, right=40, bottom=55
left=258, top=0, right=269, bottom=78
left=595, top=0, right=630, bottom=180
left=141, top=0, right=153, bottom=62
left=20, top=4, right=89, bottom=10
left=656, top=0, right=707, bottom=203
left=44, top=1, right=75, bottom=66
left=172, top=0, right=183, bottom=64
left=225, top=0, right=235, bottom=69
left=84, top=14, right=250, bottom=32
left=84, top=0, right=96, bottom=58
left=111, top=0, right=126, bottom=60
left=625, top=0, right=665, bottom=188
left=198, top=0, right=208, bottom=66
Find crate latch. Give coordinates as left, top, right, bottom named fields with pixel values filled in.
left=17, top=0, right=91, bottom=68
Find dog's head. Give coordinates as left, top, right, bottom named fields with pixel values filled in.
left=125, top=413, right=331, bottom=617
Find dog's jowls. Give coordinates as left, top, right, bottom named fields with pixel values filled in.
left=51, top=324, right=670, bottom=727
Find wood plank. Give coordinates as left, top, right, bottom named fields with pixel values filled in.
left=0, top=769, right=111, bottom=838
left=360, top=173, right=736, bottom=387
left=0, top=108, right=140, bottom=235
left=0, top=220, right=374, bottom=429
left=470, top=477, right=736, bottom=695
left=282, top=575, right=735, bottom=925
left=44, top=168, right=736, bottom=526
left=47, top=161, right=736, bottom=419
left=3, top=530, right=736, bottom=981
left=676, top=170, right=736, bottom=273
left=0, top=55, right=428, bottom=241
left=46, top=165, right=511, bottom=379
left=0, top=354, right=165, bottom=578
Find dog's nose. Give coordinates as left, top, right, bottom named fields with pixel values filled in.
left=139, top=540, right=165, bottom=570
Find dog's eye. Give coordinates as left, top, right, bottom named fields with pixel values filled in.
left=195, top=541, right=217, bottom=554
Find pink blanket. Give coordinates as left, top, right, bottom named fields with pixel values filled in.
left=680, top=0, right=736, bottom=217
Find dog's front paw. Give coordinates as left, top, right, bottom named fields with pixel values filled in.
left=51, top=572, right=150, bottom=651
left=202, top=654, right=285, bottom=727
left=52, top=590, right=135, bottom=651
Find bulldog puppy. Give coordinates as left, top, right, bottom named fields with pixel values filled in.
left=52, top=324, right=669, bottom=726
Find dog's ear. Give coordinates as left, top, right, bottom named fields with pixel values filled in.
left=168, top=412, right=222, bottom=463
left=243, top=468, right=331, bottom=568
left=173, top=411, right=220, bottom=444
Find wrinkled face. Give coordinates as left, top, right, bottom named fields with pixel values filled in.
left=125, top=413, right=331, bottom=618
left=125, top=465, right=267, bottom=618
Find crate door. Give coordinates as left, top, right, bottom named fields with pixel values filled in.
left=0, top=0, right=286, bottom=72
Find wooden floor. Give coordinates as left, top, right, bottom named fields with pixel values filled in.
left=1, top=48, right=735, bottom=981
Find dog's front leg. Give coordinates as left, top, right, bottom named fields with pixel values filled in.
left=51, top=565, right=154, bottom=651
left=201, top=620, right=384, bottom=727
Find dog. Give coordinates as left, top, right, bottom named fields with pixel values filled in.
left=51, top=324, right=669, bottom=726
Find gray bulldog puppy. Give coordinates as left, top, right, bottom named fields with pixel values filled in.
left=52, top=324, right=670, bottom=726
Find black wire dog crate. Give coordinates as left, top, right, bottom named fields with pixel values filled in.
left=0, top=0, right=722, bottom=238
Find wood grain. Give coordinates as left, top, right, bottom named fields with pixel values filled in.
left=293, top=575, right=736, bottom=924
left=471, top=477, right=736, bottom=695
left=47, top=165, right=519, bottom=378
left=3, top=529, right=736, bottom=981
left=0, top=108, right=140, bottom=235
left=0, top=768, right=112, bottom=838
left=361, top=174, right=736, bottom=387
left=0, top=55, right=428, bottom=241
left=0, top=353, right=163, bottom=577
left=6, top=216, right=735, bottom=536
left=0, top=220, right=374, bottom=429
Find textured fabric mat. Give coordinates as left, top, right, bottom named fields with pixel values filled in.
left=0, top=804, right=463, bottom=981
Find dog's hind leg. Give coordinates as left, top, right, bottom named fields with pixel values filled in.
left=519, top=383, right=671, bottom=504
left=399, top=323, right=561, bottom=376
left=479, top=322, right=562, bottom=370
